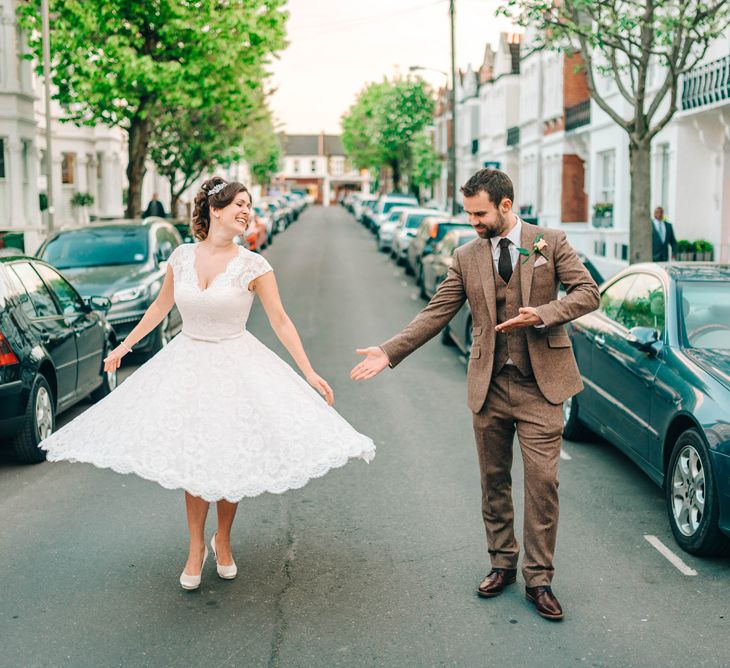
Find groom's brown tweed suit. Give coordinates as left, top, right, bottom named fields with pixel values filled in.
left=380, top=221, right=599, bottom=586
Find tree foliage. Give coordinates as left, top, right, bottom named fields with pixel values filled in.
left=342, top=78, right=438, bottom=191
left=500, top=0, right=730, bottom=262
left=19, top=0, right=287, bottom=218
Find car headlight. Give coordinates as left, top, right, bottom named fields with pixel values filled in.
left=111, top=285, right=148, bottom=303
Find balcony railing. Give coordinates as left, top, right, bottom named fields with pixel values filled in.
left=506, top=126, right=520, bottom=146
left=682, top=54, right=730, bottom=111
left=565, top=101, right=591, bottom=131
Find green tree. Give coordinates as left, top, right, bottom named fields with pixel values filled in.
left=242, top=112, right=282, bottom=186
left=501, top=0, right=730, bottom=263
left=19, top=0, right=287, bottom=219
left=410, top=130, right=441, bottom=196
left=342, top=78, right=436, bottom=192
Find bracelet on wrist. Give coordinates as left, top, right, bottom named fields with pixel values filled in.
left=119, top=341, right=133, bottom=353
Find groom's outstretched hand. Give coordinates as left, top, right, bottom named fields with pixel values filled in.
left=350, top=347, right=390, bottom=380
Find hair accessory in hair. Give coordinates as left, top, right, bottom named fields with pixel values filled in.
left=207, top=182, right=228, bottom=197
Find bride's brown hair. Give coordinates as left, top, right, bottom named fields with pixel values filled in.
left=191, top=177, right=250, bottom=241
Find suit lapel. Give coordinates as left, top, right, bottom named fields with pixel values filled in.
left=474, top=238, right=497, bottom=325
left=519, top=222, right=540, bottom=308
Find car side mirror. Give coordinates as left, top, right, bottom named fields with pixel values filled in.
left=86, top=296, right=112, bottom=313
left=627, top=326, right=661, bottom=354
left=156, top=241, right=173, bottom=263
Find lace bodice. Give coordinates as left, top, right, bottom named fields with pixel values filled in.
left=168, top=244, right=272, bottom=341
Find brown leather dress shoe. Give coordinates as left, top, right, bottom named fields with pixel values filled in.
left=476, top=568, right=517, bottom=598
left=525, top=586, right=564, bottom=620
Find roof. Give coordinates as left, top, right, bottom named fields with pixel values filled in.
left=283, top=134, right=344, bottom=157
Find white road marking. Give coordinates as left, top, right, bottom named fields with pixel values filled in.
left=559, top=448, right=572, bottom=461
left=643, top=535, right=698, bottom=576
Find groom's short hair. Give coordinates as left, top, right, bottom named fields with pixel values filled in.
left=460, top=169, right=514, bottom=207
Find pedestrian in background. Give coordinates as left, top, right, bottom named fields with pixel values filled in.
left=652, top=206, right=678, bottom=261
left=143, top=193, right=167, bottom=219
left=352, top=168, right=599, bottom=621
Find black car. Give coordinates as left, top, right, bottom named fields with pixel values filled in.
left=566, top=263, right=730, bottom=555
left=36, top=220, right=183, bottom=357
left=0, top=255, right=116, bottom=463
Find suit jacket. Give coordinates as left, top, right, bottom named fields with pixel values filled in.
left=652, top=220, right=677, bottom=262
left=380, top=222, right=600, bottom=412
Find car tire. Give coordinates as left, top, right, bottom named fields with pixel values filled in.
left=12, top=374, right=54, bottom=464
left=562, top=393, right=592, bottom=441
left=419, top=269, right=428, bottom=299
left=666, top=428, right=730, bottom=556
left=441, top=325, right=454, bottom=346
left=90, top=340, right=118, bottom=402
left=148, top=317, right=171, bottom=357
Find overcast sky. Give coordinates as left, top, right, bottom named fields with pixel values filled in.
left=268, top=0, right=519, bottom=135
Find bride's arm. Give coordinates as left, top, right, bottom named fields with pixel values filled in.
left=103, top=266, right=176, bottom=372
left=253, top=272, right=334, bottom=405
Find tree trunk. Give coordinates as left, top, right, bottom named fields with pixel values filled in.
left=126, top=115, right=153, bottom=218
left=628, top=138, right=653, bottom=264
left=391, top=160, right=401, bottom=192
left=168, top=170, right=178, bottom=219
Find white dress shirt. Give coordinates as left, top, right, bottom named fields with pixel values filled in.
left=489, top=217, right=523, bottom=270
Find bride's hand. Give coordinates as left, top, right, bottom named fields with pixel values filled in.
left=104, top=344, right=130, bottom=373
left=306, top=372, right=334, bottom=406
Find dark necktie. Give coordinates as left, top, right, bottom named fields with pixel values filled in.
left=498, top=238, right=513, bottom=284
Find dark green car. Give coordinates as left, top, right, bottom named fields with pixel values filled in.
left=36, top=220, right=183, bottom=357
left=566, top=263, right=730, bottom=556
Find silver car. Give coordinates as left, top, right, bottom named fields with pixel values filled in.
left=391, top=208, right=447, bottom=264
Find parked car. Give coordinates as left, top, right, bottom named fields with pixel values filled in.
left=253, top=204, right=274, bottom=244
left=376, top=207, right=414, bottom=251
left=566, top=262, right=730, bottom=555
left=242, top=215, right=268, bottom=252
left=353, top=194, right=377, bottom=223
left=259, top=199, right=288, bottom=234
left=360, top=198, right=380, bottom=229
left=0, top=254, right=116, bottom=463
left=370, top=193, right=419, bottom=232
left=407, top=217, right=472, bottom=281
left=392, top=209, right=448, bottom=264
left=36, top=220, right=183, bottom=357
left=420, top=228, right=478, bottom=299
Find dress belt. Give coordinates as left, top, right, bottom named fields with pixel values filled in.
left=181, top=330, right=247, bottom=342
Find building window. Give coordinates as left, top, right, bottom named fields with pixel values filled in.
left=659, top=143, right=670, bottom=213
left=293, top=159, right=300, bottom=174
left=96, top=152, right=103, bottom=180
left=310, top=159, right=317, bottom=173
left=598, top=150, right=615, bottom=203
left=330, top=156, right=344, bottom=176
left=0, top=139, right=6, bottom=179
left=61, top=153, right=76, bottom=184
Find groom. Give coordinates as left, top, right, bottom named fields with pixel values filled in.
left=351, top=169, right=599, bottom=621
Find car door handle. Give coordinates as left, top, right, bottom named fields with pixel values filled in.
left=39, top=329, right=51, bottom=344
left=594, top=334, right=606, bottom=348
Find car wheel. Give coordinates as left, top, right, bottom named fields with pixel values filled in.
left=149, top=316, right=171, bottom=356
left=91, top=340, right=118, bottom=402
left=562, top=393, right=592, bottom=441
left=12, top=374, right=54, bottom=464
left=419, top=268, right=428, bottom=299
left=441, top=324, right=454, bottom=346
left=666, top=429, right=730, bottom=556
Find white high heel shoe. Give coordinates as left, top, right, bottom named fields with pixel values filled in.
left=179, top=546, right=208, bottom=590
left=211, top=533, right=237, bottom=580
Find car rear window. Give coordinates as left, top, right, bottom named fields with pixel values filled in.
left=436, top=223, right=471, bottom=241
left=404, top=213, right=435, bottom=229
left=41, top=228, right=149, bottom=269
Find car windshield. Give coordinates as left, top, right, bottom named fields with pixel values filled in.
left=404, top=213, right=436, bottom=229
left=435, top=223, right=471, bottom=241
left=383, top=200, right=415, bottom=214
left=679, top=281, right=730, bottom=350
left=41, top=228, right=149, bottom=269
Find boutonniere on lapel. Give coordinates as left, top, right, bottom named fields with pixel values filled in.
left=517, top=234, right=548, bottom=265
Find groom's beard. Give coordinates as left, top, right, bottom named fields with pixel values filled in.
left=475, top=212, right=508, bottom=239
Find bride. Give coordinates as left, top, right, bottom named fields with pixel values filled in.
left=40, top=177, right=375, bottom=590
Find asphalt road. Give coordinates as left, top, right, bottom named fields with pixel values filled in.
left=1, top=206, right=728, bottom=668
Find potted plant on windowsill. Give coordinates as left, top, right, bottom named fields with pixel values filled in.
left=591, top=202, right=613, bottom=228
left=694, top=239, right=713, bottom=261
left=71, top=192, right=95, bottom=225
left=676, top=239, right=693, bottom=260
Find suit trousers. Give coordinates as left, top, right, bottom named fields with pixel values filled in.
left=472, top=365, right=564, bottom=587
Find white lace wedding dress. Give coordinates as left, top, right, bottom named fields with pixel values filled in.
left=39, top=244, right=376, bottom=501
